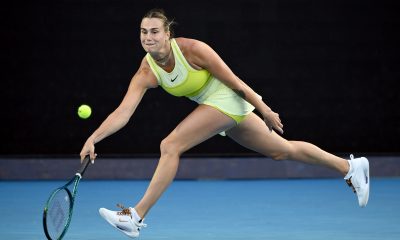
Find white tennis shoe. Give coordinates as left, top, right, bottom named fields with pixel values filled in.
left=344, top=154, right=370, bottom=207
left=99, top=204, right=146, bottom=238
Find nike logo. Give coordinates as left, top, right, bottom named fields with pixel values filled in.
left=116, top=225, right=130, bottom=231
left=170, top=75, right=178, bottom=82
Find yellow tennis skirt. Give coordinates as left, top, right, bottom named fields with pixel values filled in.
left=188, top=76, right=259, bottom=135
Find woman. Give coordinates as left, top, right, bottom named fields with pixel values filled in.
left=80, top=9, right=369, bottom=238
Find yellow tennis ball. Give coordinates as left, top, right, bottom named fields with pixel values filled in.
left=78, top=104, right=92, bottom=119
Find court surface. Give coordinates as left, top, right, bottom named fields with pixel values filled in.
left=1, top=178, right=399, bottom=240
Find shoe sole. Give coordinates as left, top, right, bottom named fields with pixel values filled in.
left=359, top=157, right=370, bottom=207
left=99, top=208, right=139, bottom=238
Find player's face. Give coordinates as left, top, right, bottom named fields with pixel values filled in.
left=140, top=18, right=170, bottom=53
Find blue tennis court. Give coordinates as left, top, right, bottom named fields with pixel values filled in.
left=1, top=178, right=399, bottom=240
left=3, top=1, right=399, bottom=239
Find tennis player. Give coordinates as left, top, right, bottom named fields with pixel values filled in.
left=80, top=8, right=370, bottom=238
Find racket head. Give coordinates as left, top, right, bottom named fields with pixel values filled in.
left=43, top=186, right=74, bottom=240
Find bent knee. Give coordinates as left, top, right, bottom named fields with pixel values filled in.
left=160, top=137, right=184, bottom=157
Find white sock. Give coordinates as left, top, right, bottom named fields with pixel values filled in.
left=344, top=160, right=353, bottom=179
left=129, top=207, right=142, bottom=222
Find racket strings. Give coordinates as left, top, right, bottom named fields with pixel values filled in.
left=47, top=189, right=71, bottom=238
left=116, top=203, right=132, bottom=217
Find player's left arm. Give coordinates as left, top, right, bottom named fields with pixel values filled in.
left=188, top=39, right=283, bottom=133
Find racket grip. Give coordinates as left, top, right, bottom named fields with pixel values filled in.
left=78, top=155, right=91, bottom=177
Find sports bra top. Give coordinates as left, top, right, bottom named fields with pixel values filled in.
left=145, top=38, right=211, bottom=97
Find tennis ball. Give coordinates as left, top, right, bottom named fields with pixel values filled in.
left=78, top=104, right=92, bottom=119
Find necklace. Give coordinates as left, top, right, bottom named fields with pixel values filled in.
left=155, top=51, right=171, bottom=66
left=154, top=43, right=172, bottom=66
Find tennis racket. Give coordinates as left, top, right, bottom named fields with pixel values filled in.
left=43, top=155, right=91, bottom=240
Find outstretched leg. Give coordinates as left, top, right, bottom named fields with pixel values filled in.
left=134, top=105, right=236, bottom=218
left=226, top=112, right=350, bottom=175
left=226, top=112, right=370, bottom=207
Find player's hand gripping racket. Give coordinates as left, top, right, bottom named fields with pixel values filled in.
left=43, top=156, right=91, bottom=240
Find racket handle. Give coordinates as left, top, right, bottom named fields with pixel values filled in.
left=78, top=155, right=91, bottom=177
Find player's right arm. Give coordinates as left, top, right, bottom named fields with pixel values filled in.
left=80, top=57, right=158, bottom=161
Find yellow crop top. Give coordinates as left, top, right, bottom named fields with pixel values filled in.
left=145, top=38, right=211, bottom=97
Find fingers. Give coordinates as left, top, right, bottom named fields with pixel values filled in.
left=80, top=152, right=97, bottom=163
left=275, top=119, right=284, bottom=134
left=265, top=113, right=284, bottom=135
left=274, top=113, right=284, bottom=134
left=80, top=145, right=97, bottom=164
left=269, top=123, right=284, bottom=134
left=277, top=121, right=284, bottom=133
left=90, top=153, right=98, bottom=164
left=80, top=151, right=87, bottom=163
left=275, top=125, right=284, bottom=135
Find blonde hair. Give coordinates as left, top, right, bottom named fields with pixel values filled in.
left=142, top=8, right=176, bottom=38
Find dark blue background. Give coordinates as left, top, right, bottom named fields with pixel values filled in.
left=2, top=0, right=399, bottom=156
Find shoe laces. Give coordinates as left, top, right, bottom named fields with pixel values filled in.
left=116, top=204, right=147, bottom=228
left=345, top=154, right=356, bottom=193
left=116, top=204, right=132, bottom=216
left=346, top=177, right=356, bottom=193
